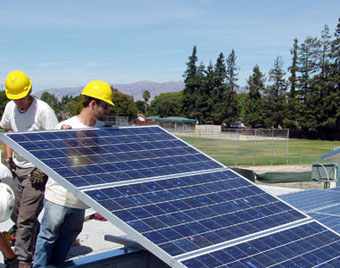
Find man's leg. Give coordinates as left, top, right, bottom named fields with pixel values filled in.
left=14, top=167, right=45, bottom=266
left=10, top=174, right=22, bottom=226
left=49, top=208, right=85, bottom=266
left=33, top=200, right=69, bottom=268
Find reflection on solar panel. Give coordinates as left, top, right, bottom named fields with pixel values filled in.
left=281, top=188, right=340, bottom=235
left=8, top=127, right=222, bottom=187
left=1, top=125, right=340, bottom=268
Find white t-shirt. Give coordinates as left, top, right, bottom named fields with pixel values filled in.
left=0, top=98, right=58, bottom=168
left=45, top=115, right=105, bottom=209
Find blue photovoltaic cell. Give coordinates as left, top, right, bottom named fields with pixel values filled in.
left=182, top=221, right=340, bottom=268
left=8, top=127, right=222, bottom=187
left=281, top=188, right=340, bottom=234
left=85, top=170, right=306, bottom=257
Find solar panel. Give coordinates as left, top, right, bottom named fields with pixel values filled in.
left=182, top=221, right=340, bottom=268
left=1, top=125, right=340, bottom=268
left=281, top=188, right=340, bottom=234
left=84, top=170, right=305, bottom=257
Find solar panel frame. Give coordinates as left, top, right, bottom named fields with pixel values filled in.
left=2, top=125, right=340, bottom=268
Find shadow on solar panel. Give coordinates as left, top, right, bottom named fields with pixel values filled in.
left=2, top=125, right=340, bottom=268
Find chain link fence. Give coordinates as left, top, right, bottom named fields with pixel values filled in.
left=168, top=126, right=292, bottom=166
left=103, top=115, right=131, bottom=126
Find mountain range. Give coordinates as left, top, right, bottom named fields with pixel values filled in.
left=34, top=80, right=247, bottom=101
left=34, top=81, right=186, bottom=101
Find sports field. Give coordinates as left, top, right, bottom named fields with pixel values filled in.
left=180, top=136, right=340, bottom=166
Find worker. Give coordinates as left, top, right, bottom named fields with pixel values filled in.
left=0, top=182, right=18, bottom=268
left=33, top=81, right=113, bottom=268
left=0, top=70, right=59, bottom=268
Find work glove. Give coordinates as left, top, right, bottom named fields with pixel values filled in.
left=4, top=157, right=16, bottom=176
left=4, top=256, right=18, bottom=268
left=30, top=168, right=48, bottom=186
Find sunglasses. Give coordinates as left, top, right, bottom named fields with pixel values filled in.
left=99, top=102, right=110, bottom=110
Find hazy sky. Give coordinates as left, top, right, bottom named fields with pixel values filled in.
left=0, top=0, right=340, bottom=91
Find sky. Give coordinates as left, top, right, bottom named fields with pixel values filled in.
left=0, top=0, right=340, bottom=92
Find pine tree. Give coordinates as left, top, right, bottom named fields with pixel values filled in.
left=182, top=46, right=200, bottom=119
left=314, top=24, right=336, bottom=139
left=199, top=62, right=214, bottom=123
left=211, top=53, right=227, bottom=123
left=296, top=36, right=321, bottom=135
left=243, top=65, right=266, bottom=128
left=285, top=38, right=300, bottom=132
left=288, top=38, right=299, bottom=98
left=331, top=18, right=340, bottom=139
left=264, top=56, right=288, bottom=128
left=331, top=18, right=340, bottom=92
left=224, top=49, right=239, bottom=124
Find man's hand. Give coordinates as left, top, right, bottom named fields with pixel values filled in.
left=61, top=124, right=72, bottom=130
left=30, top=168, right=48, bottom=186
left=4, top=157, right=16, bottom=174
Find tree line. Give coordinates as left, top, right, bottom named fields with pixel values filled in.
left=148, top=18, right=340, bottom=140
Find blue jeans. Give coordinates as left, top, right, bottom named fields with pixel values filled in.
left=32, top=200, right=85, bottom=268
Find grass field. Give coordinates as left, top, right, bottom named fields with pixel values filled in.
left=179, top=136, right=340, bottom=166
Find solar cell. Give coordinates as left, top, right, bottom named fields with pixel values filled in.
left=1, top=125, right=340, bottom=268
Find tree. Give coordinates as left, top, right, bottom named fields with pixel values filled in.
left=111, top=88, right=136, bottom=118
left=285, top=38, right=301, bottom=133
left=264, top=56, right=288, bottom=128
left=148, top=91, right=183, bottom=117
left=142, top=90, right=151, bottom=114
left=196, top=62, right=212, bottom=123
left=295, top=36, right=321, bottom=136
left=296, top=36, right=320, bottom=103
left=288, top=38, right=299, bottom=98
left=135, top=100, right=145, bottom=114
left=236, top=92, right=248, bottom=120
left=224, top=49, right=239, bottom=124
left=331, top=18, right=340, bottom=92
left=320, top=24, right=332, bottom=79
left=182, top=46, right=200, bottom=119
left=313, top=24, right=335, bottom=139
left=210, top=53, right=227, bottom=124
left=0, top=90, right=9, bottom=118
left=243, top=65, right=266, bottom=127
left=40, top=92, right=59, bottom=113
left=329, top=18, right=340, bottom=139
left=226, top=49, right=239, bottom=91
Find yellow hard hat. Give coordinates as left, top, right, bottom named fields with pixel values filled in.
left=81, top=81, right=113, bottom=106
left=5, top=70, right=32, bottom=100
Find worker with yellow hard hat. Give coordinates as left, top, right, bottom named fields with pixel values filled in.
left=33, top=81, right=113, bottom=268
left=0, top=70, right=58, bottom=268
